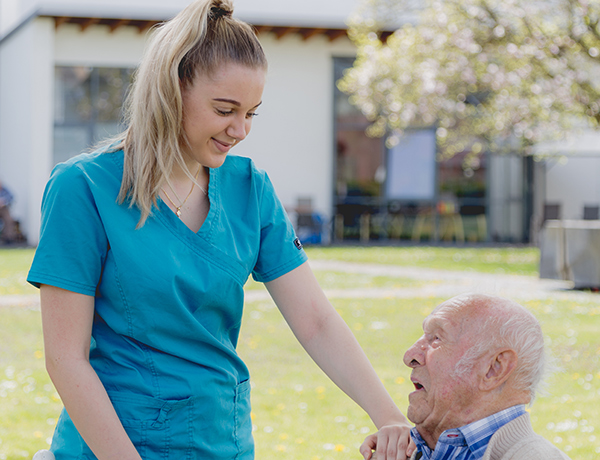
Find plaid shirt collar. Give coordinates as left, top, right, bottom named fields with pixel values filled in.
left=411, top=405, right=527, bottom=460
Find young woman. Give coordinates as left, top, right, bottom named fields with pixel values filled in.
left=28, top=1, right=413, bottom=458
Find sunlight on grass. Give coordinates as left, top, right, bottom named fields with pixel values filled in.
left=1, top=246, right=598, bottom=459
left=525, top=298, right=600, bottom=459
left=245, top=270, right=423, bottom=291
left=0, top=306, right=62, bottom=457
left=0, top=248, right=37, bottom=296
left=242, top=296, right=600, bottom=459
left=305, top=246, right=540, bottom=276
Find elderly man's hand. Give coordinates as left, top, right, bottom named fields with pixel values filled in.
left=359, top=422, right=415, bottom=460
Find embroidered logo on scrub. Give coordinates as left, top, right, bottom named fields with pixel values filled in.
left=293, top=237, right=303, bottom=250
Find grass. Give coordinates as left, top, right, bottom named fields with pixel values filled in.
left=0, top=249, right=36, bottom=296
left=0, top=305, right=60, bottom=459
left=1, top=246, right=598, bottom=459
left=305, top=246, right=540, bottom=276
left=245, top=296, right=600, bottom=459
left=244, top=270, right=424, bottom=291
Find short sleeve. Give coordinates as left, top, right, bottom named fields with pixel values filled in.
left=251, top=172, right=307, bottom=283
left=27, top=160, right=109, bottom=296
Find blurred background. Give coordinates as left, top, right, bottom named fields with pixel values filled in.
left=1, top=0, right=599, bottom=251
left=1, top=2, right=600, bottom=458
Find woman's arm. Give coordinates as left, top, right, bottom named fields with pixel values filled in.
left=40, top=285, right=142, bottom=459
left=265, top=262, right=414, bottom=460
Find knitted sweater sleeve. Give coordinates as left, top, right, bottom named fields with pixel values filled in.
left=483, top=413, right=571, bottom=460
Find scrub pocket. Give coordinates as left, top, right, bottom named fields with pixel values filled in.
left=234, top=379, right=254, bottom=459
left=49, top=404, right=160, bottom=460
left=50, top=385, right=254, bottom=459
left=107, top=391, right=178, bottom=458
left=106, top=383, right=255, bottom=459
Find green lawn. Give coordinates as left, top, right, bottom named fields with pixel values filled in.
left=0, top=305, right=58, bottom=458
left=245, top=295, right=600, bottom=460
left=244, top=269, right=425, bottom=291
left=1, top=246, right=598, bottom=459
left=0, top=249, right=37, bottom=296
left=305, top=246, right=540, bottom=276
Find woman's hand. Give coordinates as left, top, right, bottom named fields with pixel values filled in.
left=359, top=422, right=415, bottom=460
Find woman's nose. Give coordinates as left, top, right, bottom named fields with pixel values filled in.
left=227, top=117, right=250, bottom=141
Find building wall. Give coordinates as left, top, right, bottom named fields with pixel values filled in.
left=1, top=17, right=355, bottom=244
left=13, top=0, right=362, bottom=26
left=241, top=33, right=355, bottom=220
left=0, top=16, right=53, bottom=244
left=488, top=154, right=526, bottom=242
left=545, top=156, right=600, bottom=220
left=534, top=131, right=600, bottom=225
left=54, top=22, right=147, bottom=66
left=0, top=0, right=21, bottom=35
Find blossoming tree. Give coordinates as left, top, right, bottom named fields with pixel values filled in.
left=339, top=0, right=600, bottom=164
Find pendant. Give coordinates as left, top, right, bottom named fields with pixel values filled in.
left=176, top=207, right=182, bottom=218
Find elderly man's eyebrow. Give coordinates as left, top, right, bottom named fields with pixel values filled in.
left=422, top=316, right=431, bottom=329
left=424, top=315, right=442, bottom=328
left=423, top=316, right=449, bottom=337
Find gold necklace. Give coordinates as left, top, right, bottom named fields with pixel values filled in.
left=162, top=165, right=204, bottom=218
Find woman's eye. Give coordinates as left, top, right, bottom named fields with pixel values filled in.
left=247, top=112, right=259, bottom=118
left=216, top=109, right=234, bottom=116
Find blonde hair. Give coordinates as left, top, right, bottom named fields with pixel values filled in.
left=112, top=0, right=267, bottom=227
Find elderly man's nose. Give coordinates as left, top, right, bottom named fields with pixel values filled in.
left=403, top=340, right=425, bottom=367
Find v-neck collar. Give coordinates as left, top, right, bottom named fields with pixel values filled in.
left=153, top=165, right=248, bottom=285
left=157, top=166, right=220, bottom=242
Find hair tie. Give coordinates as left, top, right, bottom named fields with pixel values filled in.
left=210, top=5, right=232, bottom=20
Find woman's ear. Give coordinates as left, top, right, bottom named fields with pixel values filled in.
left=480, top=348, right=518, bottom=391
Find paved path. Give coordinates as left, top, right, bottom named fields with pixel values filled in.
left=0, top=293, right=39, bottom=308
left=4, top=259, right=599, bottom=307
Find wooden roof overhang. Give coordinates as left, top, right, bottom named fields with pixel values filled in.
left=44, top=14, right=383, bottom=42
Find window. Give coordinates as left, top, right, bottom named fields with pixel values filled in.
left=53, top=66, right=134, bottom=165
left=334, top=57, right=386, bottom=237
left=333, top=57, right=492, bottom=242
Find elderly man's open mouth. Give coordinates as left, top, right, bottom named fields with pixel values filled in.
left=411, top=378, right=425, bottom=391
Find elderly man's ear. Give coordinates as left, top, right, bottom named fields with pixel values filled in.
left=479, top=349, right=518, bottom=392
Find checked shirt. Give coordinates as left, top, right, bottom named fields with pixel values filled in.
left=411, top=405, right=527, bottom=460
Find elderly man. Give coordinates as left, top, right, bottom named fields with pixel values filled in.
left=362, top=293, right=571, bottom=460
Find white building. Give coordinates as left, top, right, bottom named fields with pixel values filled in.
left=1, top=0, right=365, bottom=244
left=534, top=131, right=600, bottom=221
left=0, top=0, right=552, bottom=245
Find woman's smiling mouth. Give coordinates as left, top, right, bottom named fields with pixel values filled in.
left=212, top=138, right=234, bottom=152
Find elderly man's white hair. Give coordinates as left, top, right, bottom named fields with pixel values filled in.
left=444, top=293, right=550, bottom=404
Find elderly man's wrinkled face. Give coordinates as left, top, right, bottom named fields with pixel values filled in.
left=403, top=299, right=481, bottom=437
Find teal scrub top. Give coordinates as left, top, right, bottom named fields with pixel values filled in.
left=28, top=148, right=307, bottom=459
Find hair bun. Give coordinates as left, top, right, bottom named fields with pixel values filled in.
left=209, top=4, right=232, bottom=20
